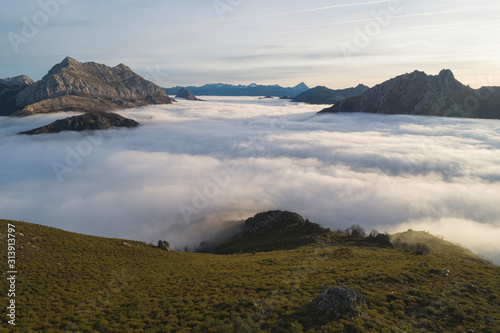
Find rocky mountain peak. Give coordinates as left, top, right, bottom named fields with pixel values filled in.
left=319, top=69, right=480, bottom=118
left=13, top=57, right=174, bottom=116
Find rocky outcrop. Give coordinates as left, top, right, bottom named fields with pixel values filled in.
left=13, top=57, right=174, bottom=116
left=0, top=75, right=34, bottom=116
left=18, top=112, right=139, bottom=135
left=316, top=286, right=366, bottom=318
left=293, top=84, right=368, bottom=105
left=157, top=240, right=171, bottom=251
left=242, top=210, right=326, bottom=237
left=319, top=70, right=500, bottom=119
left=175, top=88, right=203, bottom=101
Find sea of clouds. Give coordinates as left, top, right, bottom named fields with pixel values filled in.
left=1, top=97, right=499, bottom=263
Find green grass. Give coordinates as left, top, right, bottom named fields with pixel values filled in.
left=0, top=219, right=499, bottom=332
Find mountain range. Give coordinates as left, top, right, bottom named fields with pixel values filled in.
left=164, top=82, right=309, bottom=97
left=1, top=57, right=174, bottom=117
left=292, top=84, right=369, bottom=104
left=319, top=69, right=500, bottom=119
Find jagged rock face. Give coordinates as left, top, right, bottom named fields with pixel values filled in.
left=0, top=75, right=34, bottom=116
left=242, top=210, right=308, bottom=237
left=175, top=88, right=203, bottom=101
left=14, top=57, right=174, bottom=116
left=18, top=112, right=139, bottom=135
left=293, top=84, right=368, bottom=105
left=319, top=70, right=481, bottom=118
left=316, top=286, right=366, bottom=318
left=157, top=240, right=171, bottom=251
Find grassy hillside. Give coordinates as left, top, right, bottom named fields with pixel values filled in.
left=0, top=218, right=499, bottom=332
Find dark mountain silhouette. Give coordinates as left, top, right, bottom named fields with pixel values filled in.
left=18, top=112, right=139, bottom=135
left=292, top=84, right=368, bottom=104
left=175, top=88, right=203, bottom=101
left=0, top=75, right=34, bottom=116
left=319, top=69, right=500, bottom=119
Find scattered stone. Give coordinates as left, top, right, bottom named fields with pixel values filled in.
left=316, top=286, right=366, bottom=318
left=157, top=240, right=171, bottom=251
left=419, top=262, right=429, bottom=267
left=485, top=317, right=495, bottom=323
left=122, top=242, right=131, bottom=247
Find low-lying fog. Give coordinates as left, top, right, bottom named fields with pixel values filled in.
left=1, top=97, right=499, bottom=263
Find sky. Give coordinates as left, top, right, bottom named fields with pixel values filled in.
left=1, top=98, right=500, bottom=263
left=1, top=0, right=500, bottom=88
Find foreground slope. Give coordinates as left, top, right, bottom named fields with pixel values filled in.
left=0, top=217, right=499, bottom=332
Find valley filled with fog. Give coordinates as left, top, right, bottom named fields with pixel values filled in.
left=1, top=97, right=500, bottom=263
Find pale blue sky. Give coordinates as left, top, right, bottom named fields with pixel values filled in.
left=1, top=0, right=500, bottom=88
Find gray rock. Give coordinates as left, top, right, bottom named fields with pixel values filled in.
left=18, top=111, right=139, bottom=135
left=175, top=88, right=203, bottom=101
left=0, top=75, right=34, bottom=87
left=14, top=57, right=174, bottom=116
left=242, top=210, right=306, bottom=237
left=157, top=240, right=171, bottom=251
left=316, top=286, right=366, bottom=318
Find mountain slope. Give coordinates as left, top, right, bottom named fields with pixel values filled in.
left=0, top=75, right=34, bottom=116
left=319, top=69, right=500, bottom=119
left=292, top=84, right=368, bottom=105
left=0, top=217, right=498, bottom=332
left=165, top=82, right=309, bottom=97
left=13, top=57, right=174, bottom=116
left=18, top=112, right=139, bottom=135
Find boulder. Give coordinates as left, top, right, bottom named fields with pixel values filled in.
left=157, top=240, right=171, bottom=251
left=316, top=286, right=366, bottom=318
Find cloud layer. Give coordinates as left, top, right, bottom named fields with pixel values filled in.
left=1, top=97, right=499, bottom=263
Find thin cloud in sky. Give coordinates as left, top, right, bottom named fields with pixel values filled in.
left=206, top=0, right=395, bottom=23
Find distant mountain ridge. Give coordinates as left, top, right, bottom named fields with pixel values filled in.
left=6, top=57, right=174, bottom=117
left=165, top=82, right=309, bottom=97
left=292, top=84, right=369, bottom=104
left=319, top=69, right=500, bottom=119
